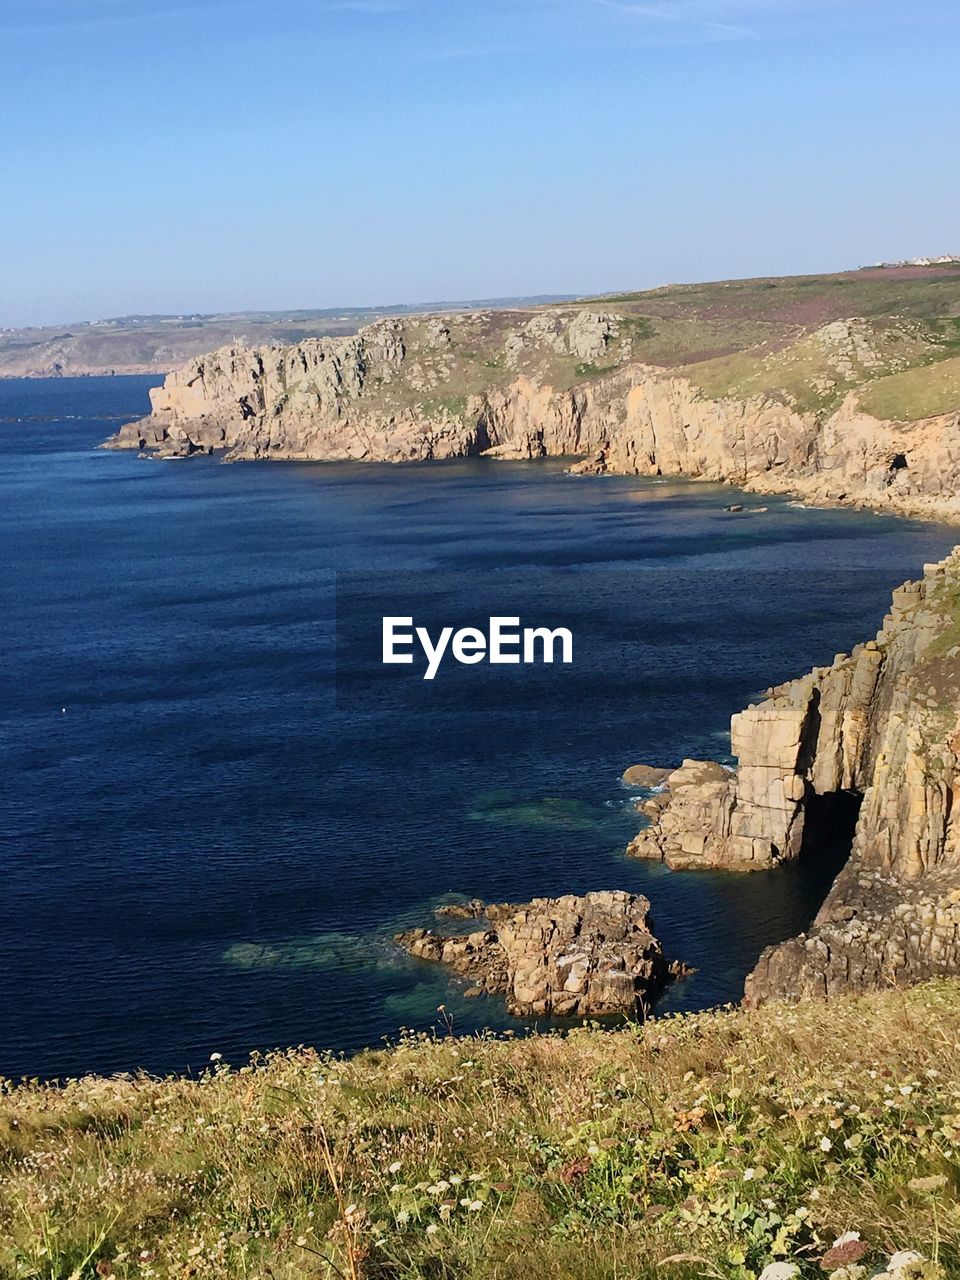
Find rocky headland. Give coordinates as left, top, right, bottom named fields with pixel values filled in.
left=626, top=550, right=960, bottom=1004
left=104, top=264, right=960, bottom=523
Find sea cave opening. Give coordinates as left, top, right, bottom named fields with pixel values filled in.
left=798, top=787, right=863, bottom=889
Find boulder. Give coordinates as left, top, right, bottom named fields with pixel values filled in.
left=622, top=763, right=671, bottom=788
left=396, top=890, right=677, bottom=1017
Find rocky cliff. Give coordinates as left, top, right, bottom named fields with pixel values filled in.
left=627, top=550, right=960, bottom=1003
left=105, top=306, right=960, bottom=522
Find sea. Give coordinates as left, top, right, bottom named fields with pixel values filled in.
left=1, top=374, right=956, bottom=1079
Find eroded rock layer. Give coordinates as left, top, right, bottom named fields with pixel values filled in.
left=396, top=890, right=675, bottom=1017
left=106, top=309, right=960, bottom=522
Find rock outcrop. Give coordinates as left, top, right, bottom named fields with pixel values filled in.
left=396, top=890, right=678, bottom=1017
left=105, top=309, right=960, bottom=523
left=626, top=550, right=960, bottom=1002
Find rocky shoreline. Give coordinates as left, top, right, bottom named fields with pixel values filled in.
left=101, top=310, right=960, bottom=1016
left=104, top=308, right=960, bottom=523
left=395, top=553, right=960, bottom=1017
left=626, top=551, right=960, bottom=1004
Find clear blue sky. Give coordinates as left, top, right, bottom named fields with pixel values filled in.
left=2, top=0, right=959, bottom=326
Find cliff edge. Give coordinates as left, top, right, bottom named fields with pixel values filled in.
left=628, top=551, right=960, bottom=1003
left=105, top=302, right=960, bottom=522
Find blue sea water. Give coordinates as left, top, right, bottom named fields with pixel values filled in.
left=1, top=375, right=956, bottom=1080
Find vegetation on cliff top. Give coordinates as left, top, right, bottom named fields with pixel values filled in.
left=11, top=265, right=960, bottom=428
left=2, top=980, right=958, bottom=1280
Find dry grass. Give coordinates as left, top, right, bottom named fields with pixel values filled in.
left=2, top=982, right=959, bottom=1279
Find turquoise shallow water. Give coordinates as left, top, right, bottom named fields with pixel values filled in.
left=1, top=374, right=956, bottom=1079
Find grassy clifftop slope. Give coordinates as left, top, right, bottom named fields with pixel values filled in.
left=597, top=263, right=960, bottom=419
left=2, top=981, right=957, bottom=1280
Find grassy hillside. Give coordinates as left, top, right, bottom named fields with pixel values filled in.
left=7, top=265, right=960, bottom=425
left=593, top=265, right=960, bottom=418
left=2, top=981, right=957, bottom=1280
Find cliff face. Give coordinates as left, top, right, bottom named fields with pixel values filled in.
left=106, top=309, right=960, bottom=522
left=628, top=551, right=960, bottom=1002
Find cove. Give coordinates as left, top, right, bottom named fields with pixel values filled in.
left=0, top=374, right=957, bottom=1080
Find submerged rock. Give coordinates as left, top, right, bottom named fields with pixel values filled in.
left=396, top=889, right=675, bottom=1017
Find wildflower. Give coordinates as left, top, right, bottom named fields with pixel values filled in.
left=886, top=1251, right=924, bottom=1274
left=743, top=1168, right=757, bottom=1181
left=819, top=1136, right=833, bottom=1151
left=295, top=1237, right=307, bottom=1248
left=758, top=1264, right=799, bottom=1280
left=425, top=1224, right=438, bottom=1235
left=388, top=1161, right=402, bottom=1174
left=467, top=1200, right=483, bottom=1212
left=559, top=1157, right=592, bottom=1184
left=821, top=1234, right=868, bottom=1269
left=209, top=1052, right=222, bottom=1062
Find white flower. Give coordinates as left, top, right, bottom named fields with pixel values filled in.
left=448, top=1175, right=463, bottom=1186
left=425, top=1223, right=438, bottom=1235
left=832, top=1232, right=862, bottom=1248
left=743, top=1168, right=757, bottom=1181
left=899, top=1085, right=913, bottom=1096
left=396, top=1209, right=410, bottom=1226
left=887, top=1251, right=923, bottom=1273
left=467, top=1200, right=483, bottom=1212
left=295, top=1236, right=307, bottom=1247
left=819, top=1136, right=833, bottom=1151
left=388, top=1161, right=402, bottom=1174
left=758, top=1264, right=800, bottom=1280
left=209, top=1052, right=222, bottom=1062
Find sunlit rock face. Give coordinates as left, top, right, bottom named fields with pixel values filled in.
left=107, top=310, right=960, bottom=522
left=396, top=890, right=677, bottom=1017
left=624, top=550, right=960, bottom=1002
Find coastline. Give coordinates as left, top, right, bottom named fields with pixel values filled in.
left=104, top=311, right=960, bottom=527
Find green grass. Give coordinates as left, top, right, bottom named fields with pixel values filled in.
left=679, top=318, right=960, bottom=416
left=859, top=354, right=960, bottom=421
left=1, top=981, right=958, bottom=1279
left=596, top=267, right=960, bottom=325
left=419, top=395, right=469, bottom=420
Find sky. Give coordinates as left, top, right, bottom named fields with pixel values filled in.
left=1, top=0, right=959, bottom=327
